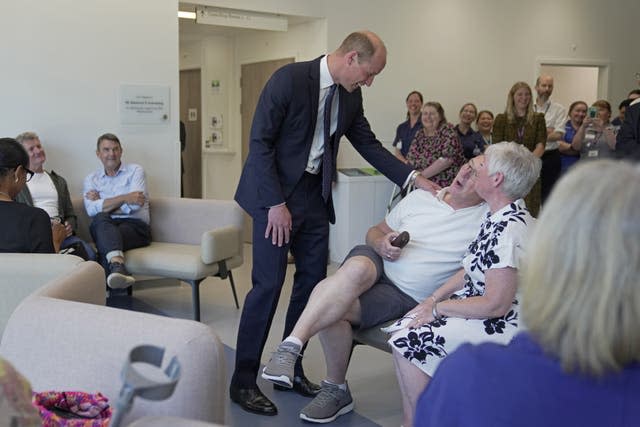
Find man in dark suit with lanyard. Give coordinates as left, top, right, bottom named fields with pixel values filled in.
left=231, top=30, right=438, bottom=415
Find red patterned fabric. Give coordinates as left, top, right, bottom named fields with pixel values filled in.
left=406, top=122, right=465, bottom=188
left=33, top=391, right=112, bottom=426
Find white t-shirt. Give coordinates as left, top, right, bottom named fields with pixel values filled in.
left=534, top=99, right=567, bottom=151
left=26, top=171, right=59, bottom=218
left=384, top=189, right=488, bottom=303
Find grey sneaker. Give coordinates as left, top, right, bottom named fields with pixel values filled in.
left=261, top=341, right=301, bottom=388
left=107, top=262, right=135, bottom=289
left=299, top=380, right=353, bottom=423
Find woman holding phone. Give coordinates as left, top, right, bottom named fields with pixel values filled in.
left=571, top=100, right=617, bottom=161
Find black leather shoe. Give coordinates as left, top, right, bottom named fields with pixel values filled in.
left=230, top=385, right=278, bottom=416
left=274, top=375, right=321, bottom=397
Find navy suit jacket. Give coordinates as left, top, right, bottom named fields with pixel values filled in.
left=617, top=102, right=640, bottom=161
left=235, top=56, right=413, bottom=222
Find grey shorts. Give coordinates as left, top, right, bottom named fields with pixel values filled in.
left=343, top=245, right=418, bottom=330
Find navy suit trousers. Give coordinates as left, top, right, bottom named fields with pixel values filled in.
left=232, top=172, right=329, bottom=388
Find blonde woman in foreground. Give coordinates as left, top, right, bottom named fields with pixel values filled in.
left=414, top=159, right=640, bottom=427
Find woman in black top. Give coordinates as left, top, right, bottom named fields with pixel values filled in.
left=0, top=138, right=65, bottom=253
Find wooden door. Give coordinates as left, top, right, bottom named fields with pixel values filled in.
left=240, top=58, right=294, bottom=242
left=180, top=69, right=202, bottom=198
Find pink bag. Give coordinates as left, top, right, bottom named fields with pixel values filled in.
left=33, top=391, right=112, bottom=426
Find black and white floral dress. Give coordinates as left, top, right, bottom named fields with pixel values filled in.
left=388, top=199, right=533, bottom=376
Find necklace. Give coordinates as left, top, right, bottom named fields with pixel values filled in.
left=0, top=190, right=12, bottom=201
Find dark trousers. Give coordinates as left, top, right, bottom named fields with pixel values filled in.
left=540, top=149, right=561, bottom=205
left=232, top=172, right=329, bottom=388
left=89, top=213, right=151, bottom=271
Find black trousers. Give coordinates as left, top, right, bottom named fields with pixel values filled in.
left=540, top=149, right=561, bottom=205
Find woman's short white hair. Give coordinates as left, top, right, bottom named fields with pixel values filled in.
left=485, top=142, right=541, bottom=200
left=521, top=160, right=640, bottom=376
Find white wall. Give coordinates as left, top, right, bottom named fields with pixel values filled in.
left=1, top=0, right=180, bottom=198
left=191, top=19, right=328, bottom=199
left=3, top=0, right=639, bottom=201
left=192, top=0, right=640, bottom=194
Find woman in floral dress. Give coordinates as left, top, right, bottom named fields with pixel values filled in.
left=388, top=142, right=541, bottom=427
left=406, top=102, right=465, bottom=188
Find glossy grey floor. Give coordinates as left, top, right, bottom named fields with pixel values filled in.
left=110, top=243, right=402, bottom=426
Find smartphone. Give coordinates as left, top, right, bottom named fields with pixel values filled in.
left=390, top=231, right=410, bottom=248
left=588, top=106, right=597, bottom=119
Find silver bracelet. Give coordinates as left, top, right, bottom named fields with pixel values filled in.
left=432, top=301, right=442, bottom=320
left=408, top=170, right=419, bottom=188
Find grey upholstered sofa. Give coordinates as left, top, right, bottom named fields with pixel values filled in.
left=72, top=196, right=244, bottom=320
left=0, top=254, right=226, bottom=425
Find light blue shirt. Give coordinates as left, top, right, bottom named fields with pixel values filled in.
left=83, top=162, right=150, bottom=224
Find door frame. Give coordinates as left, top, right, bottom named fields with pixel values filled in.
left=535, top=57, right=610, bottom=101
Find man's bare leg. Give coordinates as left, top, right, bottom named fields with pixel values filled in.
left=317, top=316, right=358, bottom=384
left=261, top=255, right=377, bottom=387
left=291, top=255, right=378, bottom=343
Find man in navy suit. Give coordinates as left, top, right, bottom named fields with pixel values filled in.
left=617, top=99, right=640, bottom=161
left=231, top=30, right=438, bottom=415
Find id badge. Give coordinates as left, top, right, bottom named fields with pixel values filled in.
left=588, top=150, right=599, bottom=158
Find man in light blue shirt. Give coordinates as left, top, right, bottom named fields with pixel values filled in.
left=83, top=133, right=150, bottom=289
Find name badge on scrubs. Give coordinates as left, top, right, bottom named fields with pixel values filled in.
left=588, top=150, right=599, bottom=158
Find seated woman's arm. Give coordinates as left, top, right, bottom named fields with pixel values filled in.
left=420, top=157, right=453, bottom=179
left=420, top=126, right=460, bottom=178
left=436, top=267, right=517, bottom=319
left=405, top=268, right=466, bottom=328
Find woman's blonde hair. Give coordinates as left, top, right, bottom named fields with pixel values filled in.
left=521, top=160, right=640, bottom=376
left=504, top=81, right=535, bottom=124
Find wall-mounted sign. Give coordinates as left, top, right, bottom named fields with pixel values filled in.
left=119, top=85, right=170, bottom=125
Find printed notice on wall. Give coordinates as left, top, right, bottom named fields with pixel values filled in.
left=119, top=85, right=170, bottom=125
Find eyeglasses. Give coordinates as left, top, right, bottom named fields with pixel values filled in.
left=0, top=165, right=34, bottom=182
left=24, top=167, right=34, bottom=182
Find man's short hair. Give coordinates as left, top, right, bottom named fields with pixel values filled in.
left=627, top=89, right=640, bottom=98
left=96, top=133, right=121, bottom=150
left=619, top=98, right=632, bottom=110
left=485, top=142, right=541, bottom=200
left=336, top=31, right=381, bottom=63
left=534, top=75, right=553, bottom=87
left=15, top=131, right=39, bottom=144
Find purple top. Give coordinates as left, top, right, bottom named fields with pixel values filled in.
left=561, top=120, right=580, bottom=173
left=415, top=332, right=640, bottom=427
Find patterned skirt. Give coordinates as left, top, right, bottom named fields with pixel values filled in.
left=388, top=300, right=520, bottom=377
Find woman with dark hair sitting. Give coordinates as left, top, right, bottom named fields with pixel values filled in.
left=0, top=137, right=65, bottom=253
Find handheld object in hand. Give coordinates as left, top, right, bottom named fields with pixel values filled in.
left=390, top=231, right=410, bottom=248
left=588, top=106, right=597, bottom=119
